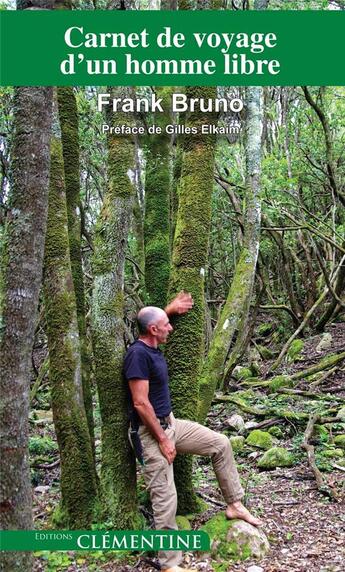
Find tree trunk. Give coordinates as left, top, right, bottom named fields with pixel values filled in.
left=198, top=86, right=263, bottom=423
left=57, top=86, right=95, bottom=456
left=91, top=88, right=139, bottom=528
left=0, top=85, right=53, bottom=572
left=165, top=86, right=217, bottom=513
left=43, top=139, right=98, bottom=529
left=144, top=87, right=172, bottom=308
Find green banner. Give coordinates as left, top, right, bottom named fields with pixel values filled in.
left=0, top=10, right=344, bottom=86
left=0, top=529, right=210, bottom=552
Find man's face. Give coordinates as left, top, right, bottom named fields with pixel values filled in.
left=151, top=312, right=173, bottom=344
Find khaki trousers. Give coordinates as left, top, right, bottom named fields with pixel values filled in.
left=138, top=413, right=244, bottom=570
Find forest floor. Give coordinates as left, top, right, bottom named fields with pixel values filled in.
left=31, top=322, right=345, bottom=572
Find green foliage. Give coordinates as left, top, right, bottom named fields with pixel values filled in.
left=29, top=436, right=57, bottom=456
left=287, top=339, right=304, bottom=362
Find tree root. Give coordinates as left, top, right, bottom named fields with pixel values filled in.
left=213, top=394, right=338, bottom=422
left=302, top=413, right=337, bottom=500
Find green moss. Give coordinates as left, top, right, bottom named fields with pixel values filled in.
left=287, top=339, right=304, bottom=361
left=246, top=430, right=274, bottom=450
left=257, top=323, right=273, bottom=336
left=233, top=367, right=253, bottom=381
left=44, top=139, right=98, bottom=529
left=176, top=515, right=192, bottom=530
left=230, top=436, right=245, bottom=453
left=321, top=448, right=344, bottom=458
left=267, top=426, right=284, bottom=439
left=256, top=344, right=276, bottom=360
left=267, top=375, right=293, bottom=392
left=334, top=434, right=345, bottom=449
left=202, top=513, right=269, bottom=561
left=57, top=87, right=94, bottom=450
left=257, top=447, right=295, bottom=469
left=166, top=86, right=217, bottom=512
left=144, top=87, right=172, bottom=308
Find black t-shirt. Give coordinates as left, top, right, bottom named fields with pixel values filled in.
left=123, top=340, right=172, bottom=419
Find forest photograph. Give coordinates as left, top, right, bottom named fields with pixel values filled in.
left=1, top=2, right=345, bottom=572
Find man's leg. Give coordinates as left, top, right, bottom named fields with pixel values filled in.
left=174, top=418, right=261, bottom=526
left=139, top=426, right=183, bottom=570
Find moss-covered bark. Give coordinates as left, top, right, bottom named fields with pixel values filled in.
left=0, top=85, right=53, bottom=572
left=165, top=86, right=217, bottom=513
left=91, top=88, right=139, bottom=528
left=43, top=139, right=98, bottom=529
left=198, top=86, right=263, bottom=424
left=144, top=87, right=172, bottom=308
left=57, top=86, right=95, bottom=456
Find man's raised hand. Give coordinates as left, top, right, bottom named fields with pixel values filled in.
left=165, top=291, right=194, bottom=316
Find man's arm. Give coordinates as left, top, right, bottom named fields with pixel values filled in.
left=128, top=378, right=176, bottom=464
left=165, top=291, right=193, bottom=317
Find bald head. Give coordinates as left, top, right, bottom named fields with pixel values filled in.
left=137, top=306, right=166, bottom=335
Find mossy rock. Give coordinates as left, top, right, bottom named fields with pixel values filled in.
left=321, top=448, right=344, bottom=459
left=233, top=367, right=253, bottom=381
left=202, top=513, right=269, bottom=561
left=257, top=447, right=295, bottom=470
left=176, top=515, right=191, bottom=530
left=257, top=323, right=273, bottom=337
left=250, top=362, right=260, bottom=376
left=267, top=375, right=293, bottom=393
left=230, top=436, right=245, bottom=453
left=336, top=406, right=345, bottom=421
left=287, top=339, right=304, bottom=362
left=334, top=435, right=345, bottom=449
left=256, top=344, right=277, bottom=360
left=267, top=426, right=284, bottom=439
left=246, top=430, right=274, bottom=450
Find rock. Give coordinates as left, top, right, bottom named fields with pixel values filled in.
left=225, top=414, right=245, bottom=433
left=287, top=339, right=304, bottom=362
left=256, top=344, right=276, bottom=360
left=35, top=486, right=50, bottom=493
left=202, top=513, right=269, bottom=561
left=248, top=451, right=261, bottom=460
left=316, top=333, right=333, bottom=353
left=233, top=366, right=253, bottom=381
left=336, top=406, right=345, bottom=421
left=247, top=566, right=264, bottom=572
left=334, top=435, right=345, bottom=449
left=245, top=421, right=260, bottom=430
left=267, top=375, right=293, bottom=393
left=176, top=515, right=191, bottom=530
left=230, top=436, right=245, bottom=453
left=257, top=447, right=295, bottom=470
left=321, top=448, right=344, bottom=458
left=267, top=426, right=284, bottom=438
left=246, top=430, right=274, bottom=450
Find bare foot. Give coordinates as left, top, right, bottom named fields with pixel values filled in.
left=225, top=500, right=262, bottom=527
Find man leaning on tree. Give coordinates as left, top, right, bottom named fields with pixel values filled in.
left=124, top=292, right=262, bottom=572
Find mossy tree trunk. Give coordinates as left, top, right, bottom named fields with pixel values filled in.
left=198, top=85, right=263, bottom=424
left=144, top=87, right=172, bottom=308
left=57, top=86, right=95, bottom=456
left=91, top=88, right=139, bottom=528
left=0, top=84, right=53, bottom=572
left=43, top=139, right=98, bottom=529
left=165, top=86, right=217, bottom=513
